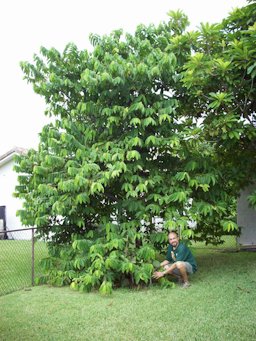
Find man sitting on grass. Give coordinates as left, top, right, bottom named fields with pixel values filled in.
left=153, top=231, right=197, bottom=288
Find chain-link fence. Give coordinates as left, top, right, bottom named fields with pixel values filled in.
left=0, top=228, right=48, bottom=296
left=0, top=227, right=239, bottom=296
left=192, top=235, right=239, bottom=251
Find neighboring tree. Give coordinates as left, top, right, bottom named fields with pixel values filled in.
left=180, top=1, right=256, bottom=239
left=182, top=1, right=256, bottom=191
left=14, top=1, right=256, bottom=292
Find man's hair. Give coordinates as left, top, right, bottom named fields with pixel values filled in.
left=168, top=230, right=179, bottom=237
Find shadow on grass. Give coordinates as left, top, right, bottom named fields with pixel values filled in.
left=191, top=248, right=256, bottom=287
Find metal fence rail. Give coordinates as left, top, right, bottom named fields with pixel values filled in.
left=0, top=228, right=239, bottom=296
left=0, top=228, right=48, bottom=296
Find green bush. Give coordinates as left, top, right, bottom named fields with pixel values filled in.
left=37, top=226, right=168, bottom=293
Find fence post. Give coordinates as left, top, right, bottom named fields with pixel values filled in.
left=32, top=228, right=35, bottom=286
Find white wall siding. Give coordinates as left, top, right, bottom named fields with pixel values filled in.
left=0, top=160, right=22, bottom=229
left=237, top=184, right=256, bottom=247
left=0, top=156, right=31, bottom=239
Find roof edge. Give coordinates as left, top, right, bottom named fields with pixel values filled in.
left=0, top=147, right=28, bottom=165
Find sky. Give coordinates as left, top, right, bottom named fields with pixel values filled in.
left=0, top=0, right=248, bottom=156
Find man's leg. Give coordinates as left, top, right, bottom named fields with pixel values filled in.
left=164, top=264, right=183, bottom=283
left=165, top=261, right=191, bottom=286
left=175, top=261, right=189, bottom=284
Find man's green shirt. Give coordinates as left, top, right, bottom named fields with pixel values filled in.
left=166, top=242, right=197, bottom=273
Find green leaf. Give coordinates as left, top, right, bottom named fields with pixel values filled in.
left=164, top=220, right=176, bottom=229
left=145, top=135, right=157, bottom=145
left=130, top=117, right=141, bottom=127
left=159, top=113, right=171, bottom=124
left=137, top=245, right=155, bottom=261
left=174, top=172, right=190, bottom=182
left=247, top=62, right=256, bottom=76
left=169, top=191, right=187, bottom=203
left=221, top=220, right=238, bottom=232
left=146, top=204, right=160, bottom=214
left=126, top=190, right=138, bottom=198
left=185, top=161, right=198, bottom=171
left=122, top=182, right=133, bottom=192
left=135, top=183, right=148, bottom=193
left=127, top=150, right=141, bottom=160
left=90, top=182, right=104, bottom=194
left=129, top=136, right=143, bottom=147
left=194, top=201, right=213, bottom=216
left=143, top=117, right=157, bottom=127
left=99, top=281, right=113, bottom=295
left=121, top=262, right=134, bottom=274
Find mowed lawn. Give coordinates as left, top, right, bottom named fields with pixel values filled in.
left=0, top=248, right=256, bottom=341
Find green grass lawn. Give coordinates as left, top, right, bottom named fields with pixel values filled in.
left=0, top=240, right=48, bottom=295
left=0, top=248, right=256, bottom=341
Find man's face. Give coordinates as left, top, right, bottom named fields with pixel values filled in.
left=168, top=233, right=179, bottom=247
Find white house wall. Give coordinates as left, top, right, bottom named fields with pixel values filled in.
left=237, top=184, right=256, bottom=247
left=0, top=158, right=30, bottom=239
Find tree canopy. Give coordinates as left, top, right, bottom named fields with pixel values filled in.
left=15, top=1, right=256, bottom=292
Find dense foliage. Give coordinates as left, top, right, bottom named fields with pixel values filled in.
left=15, top=1, right=256, bottom=292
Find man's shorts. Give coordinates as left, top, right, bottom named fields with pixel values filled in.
left=167, top=261, right=194, bottom=275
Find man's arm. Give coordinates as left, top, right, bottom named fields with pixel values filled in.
left=160, top=260, right=170, bottom=267
left=152, top=260, right=170, bottom=279
left=153, top=262, right=177, bottom=279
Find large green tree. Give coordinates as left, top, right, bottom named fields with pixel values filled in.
left=14, top=1, right=256, bottom=292
left=183, top=1, right=256, bottom=188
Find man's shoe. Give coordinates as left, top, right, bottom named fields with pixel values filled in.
left=181, top=281, right=190, bottom=289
